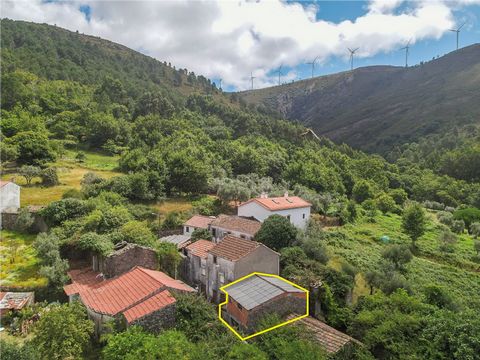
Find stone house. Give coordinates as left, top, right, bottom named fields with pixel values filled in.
left=221, top=273, right=307, bottom=335
left=64, top=266, right=195, bottom=335
left=237, top=193, right=311, bottom=229
left=183, top=239, right=216, bottom=293
left=92, top=242, right=158, bottom=279
left=183, top=215, right=216, bottom=236
left=206, top=235, right=280, bottom=303
left=209, top=215, right=261, bottom=243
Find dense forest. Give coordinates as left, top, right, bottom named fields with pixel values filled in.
left=1, top=19, right=480, bottom=360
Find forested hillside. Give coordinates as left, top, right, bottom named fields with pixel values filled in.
left=240, top=44, right=480, bottom=155
left=1, top=19, right=480, bottom=360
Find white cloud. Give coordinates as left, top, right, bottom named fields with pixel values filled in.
left=1, top=0, right=472, bottom=89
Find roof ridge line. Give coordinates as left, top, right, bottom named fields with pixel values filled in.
left=118, top=286, right=169, bottom=314
left=257, top=274, right=288, bottom=292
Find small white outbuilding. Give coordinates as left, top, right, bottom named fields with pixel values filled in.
left=0, top=180, right=20, bottom=212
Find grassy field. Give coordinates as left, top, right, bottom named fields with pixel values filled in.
left=0, top=230, right=47, bottom=288
left=1, top=151, right=121, bottom=206
left=325, top=211, right=480, bottom=308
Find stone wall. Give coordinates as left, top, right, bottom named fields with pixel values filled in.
left=129, top=303, right=176, bottom=334
left=100, top=244, right=158, bottom=278
left=0, top=210, right=48, bottom=233
left=246, top=293, right=307, bottom=333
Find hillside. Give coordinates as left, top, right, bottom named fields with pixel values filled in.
left=240, top=44, right=480, bottom=153
left=0, top=19, right=226, bottom=106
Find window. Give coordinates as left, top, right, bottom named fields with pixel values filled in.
left=303, top=213, right=305, bottom=219
left=213, top=255, right=217, bottom=264
left=186, top=226, right=190, bottom=233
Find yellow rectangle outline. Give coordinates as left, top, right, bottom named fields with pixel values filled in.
left=218, top=272, right=309, bottom=341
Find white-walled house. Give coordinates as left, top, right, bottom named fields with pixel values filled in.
left=183, top=215, right=216, bottom=235
left=237, top=193, right=311, bottom=229
left=0, top=181, right=20, bottom=211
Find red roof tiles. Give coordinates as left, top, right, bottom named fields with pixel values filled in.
left=210, top=215, right=261, bottom=235
left=123, top=290, right=175, bottom=323
left=185, top=240, right=215, bottom=259
left=208, top=235, right=261, bottom=262
left=287, top=315, right=361, bottom=353
left=0, top=181, right=13, bottom=188
left=64, top=266, right=194, bottom=321
left=184, top=215, right=216, bottom=229
left=240, top=196, right=311, bottom=211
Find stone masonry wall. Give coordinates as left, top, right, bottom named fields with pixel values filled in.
left=102, top=244, right=158, bottom=278
left=129, top=303, right=176, bottom=334
left=246, top=293, right=307, bottom=333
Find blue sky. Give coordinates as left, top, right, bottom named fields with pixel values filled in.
left=258, top=1, right=480, bottom=90
left=4, top=0, right=480, bottom=90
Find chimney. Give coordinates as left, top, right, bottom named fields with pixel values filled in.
left=284, top=191, right=289, bottom=198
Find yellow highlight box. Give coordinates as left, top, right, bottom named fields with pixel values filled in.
left=218, top=272, right=309, bottom=341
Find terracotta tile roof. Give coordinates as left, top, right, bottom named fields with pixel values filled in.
left=0, top=292, right=34, bottom=311
left=210, top=215, right=261, bottom=236
left=123, top=290, right=176, bottom=323
left=185, top=240, right=215, bottom=259
left=137, top=267, right=194, bottom=292
left=287, top=315, right=361, bottom=353
left=184, top=215, right=216, bottom=229
left=208, top=235, right=261, bottom=262
left=240, top=196, right=311, bottom=211
left=0, top=181, right=14, bottom=188
left=64, top=266, right=194, bottom=318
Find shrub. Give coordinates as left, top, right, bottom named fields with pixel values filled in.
left=161, top=211, right=183, bottom=230
left=40, top=198, right=89, bottom=226
left=437, top=211, right=453, bottom=226
left=423, top=201, right=445, bottom=211
left=62, top=188, right=84, bottom=199
left=438, top=229, right=457, bottom=253
left=192, top=196, right=219, bottom=216
left=470, top=222, right=480, bottom=238
left=190, top=228, right=211, bottom=241
left=14, top=207, right=34, bottom=232
left=381, top=244, right=413, bottom=271
left=40, top=167, right=59, bottom=186
left=451, top=220, right=465, bottom=234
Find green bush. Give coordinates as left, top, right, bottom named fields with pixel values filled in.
left=453, top=207, right=480, bottom=229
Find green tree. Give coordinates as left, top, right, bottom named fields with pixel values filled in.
left=352, top=180, right=374, bottom=203
left=75, top=151, right=86, bottom=163
left=156, top=242, right=181, bottom=278
left=119, top=221, right=156, bottom=246
left=31, top=302, right=94, bottom=360
left=422, top=284, right=456, bottom=310
left=453, top=207, right=480, bottom=229
left=402, top=203, right=427, bottom=247
left=375, top=193, right=397, bottom=214
left=255, top=214, right=297, bottom=251
left=389, top=188, right=408, bottom=206
left=13, top=131, right=56, bottom=165
left=190, top=228, right=211, bottom=242
left=451, top=219, right=465, bottom=234
left=19, top=165, right=41, bottom=185
left=381, top=244, right=413, bottom=271
left=102, top=326, right=157, bottom=360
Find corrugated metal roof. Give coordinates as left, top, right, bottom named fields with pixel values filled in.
left=225, top=274, right=304, bottom=310
left=159, top=234, right=191, bottom=248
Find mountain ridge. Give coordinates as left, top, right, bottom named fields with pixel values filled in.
left=240, top=44, right=480, bottom=153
